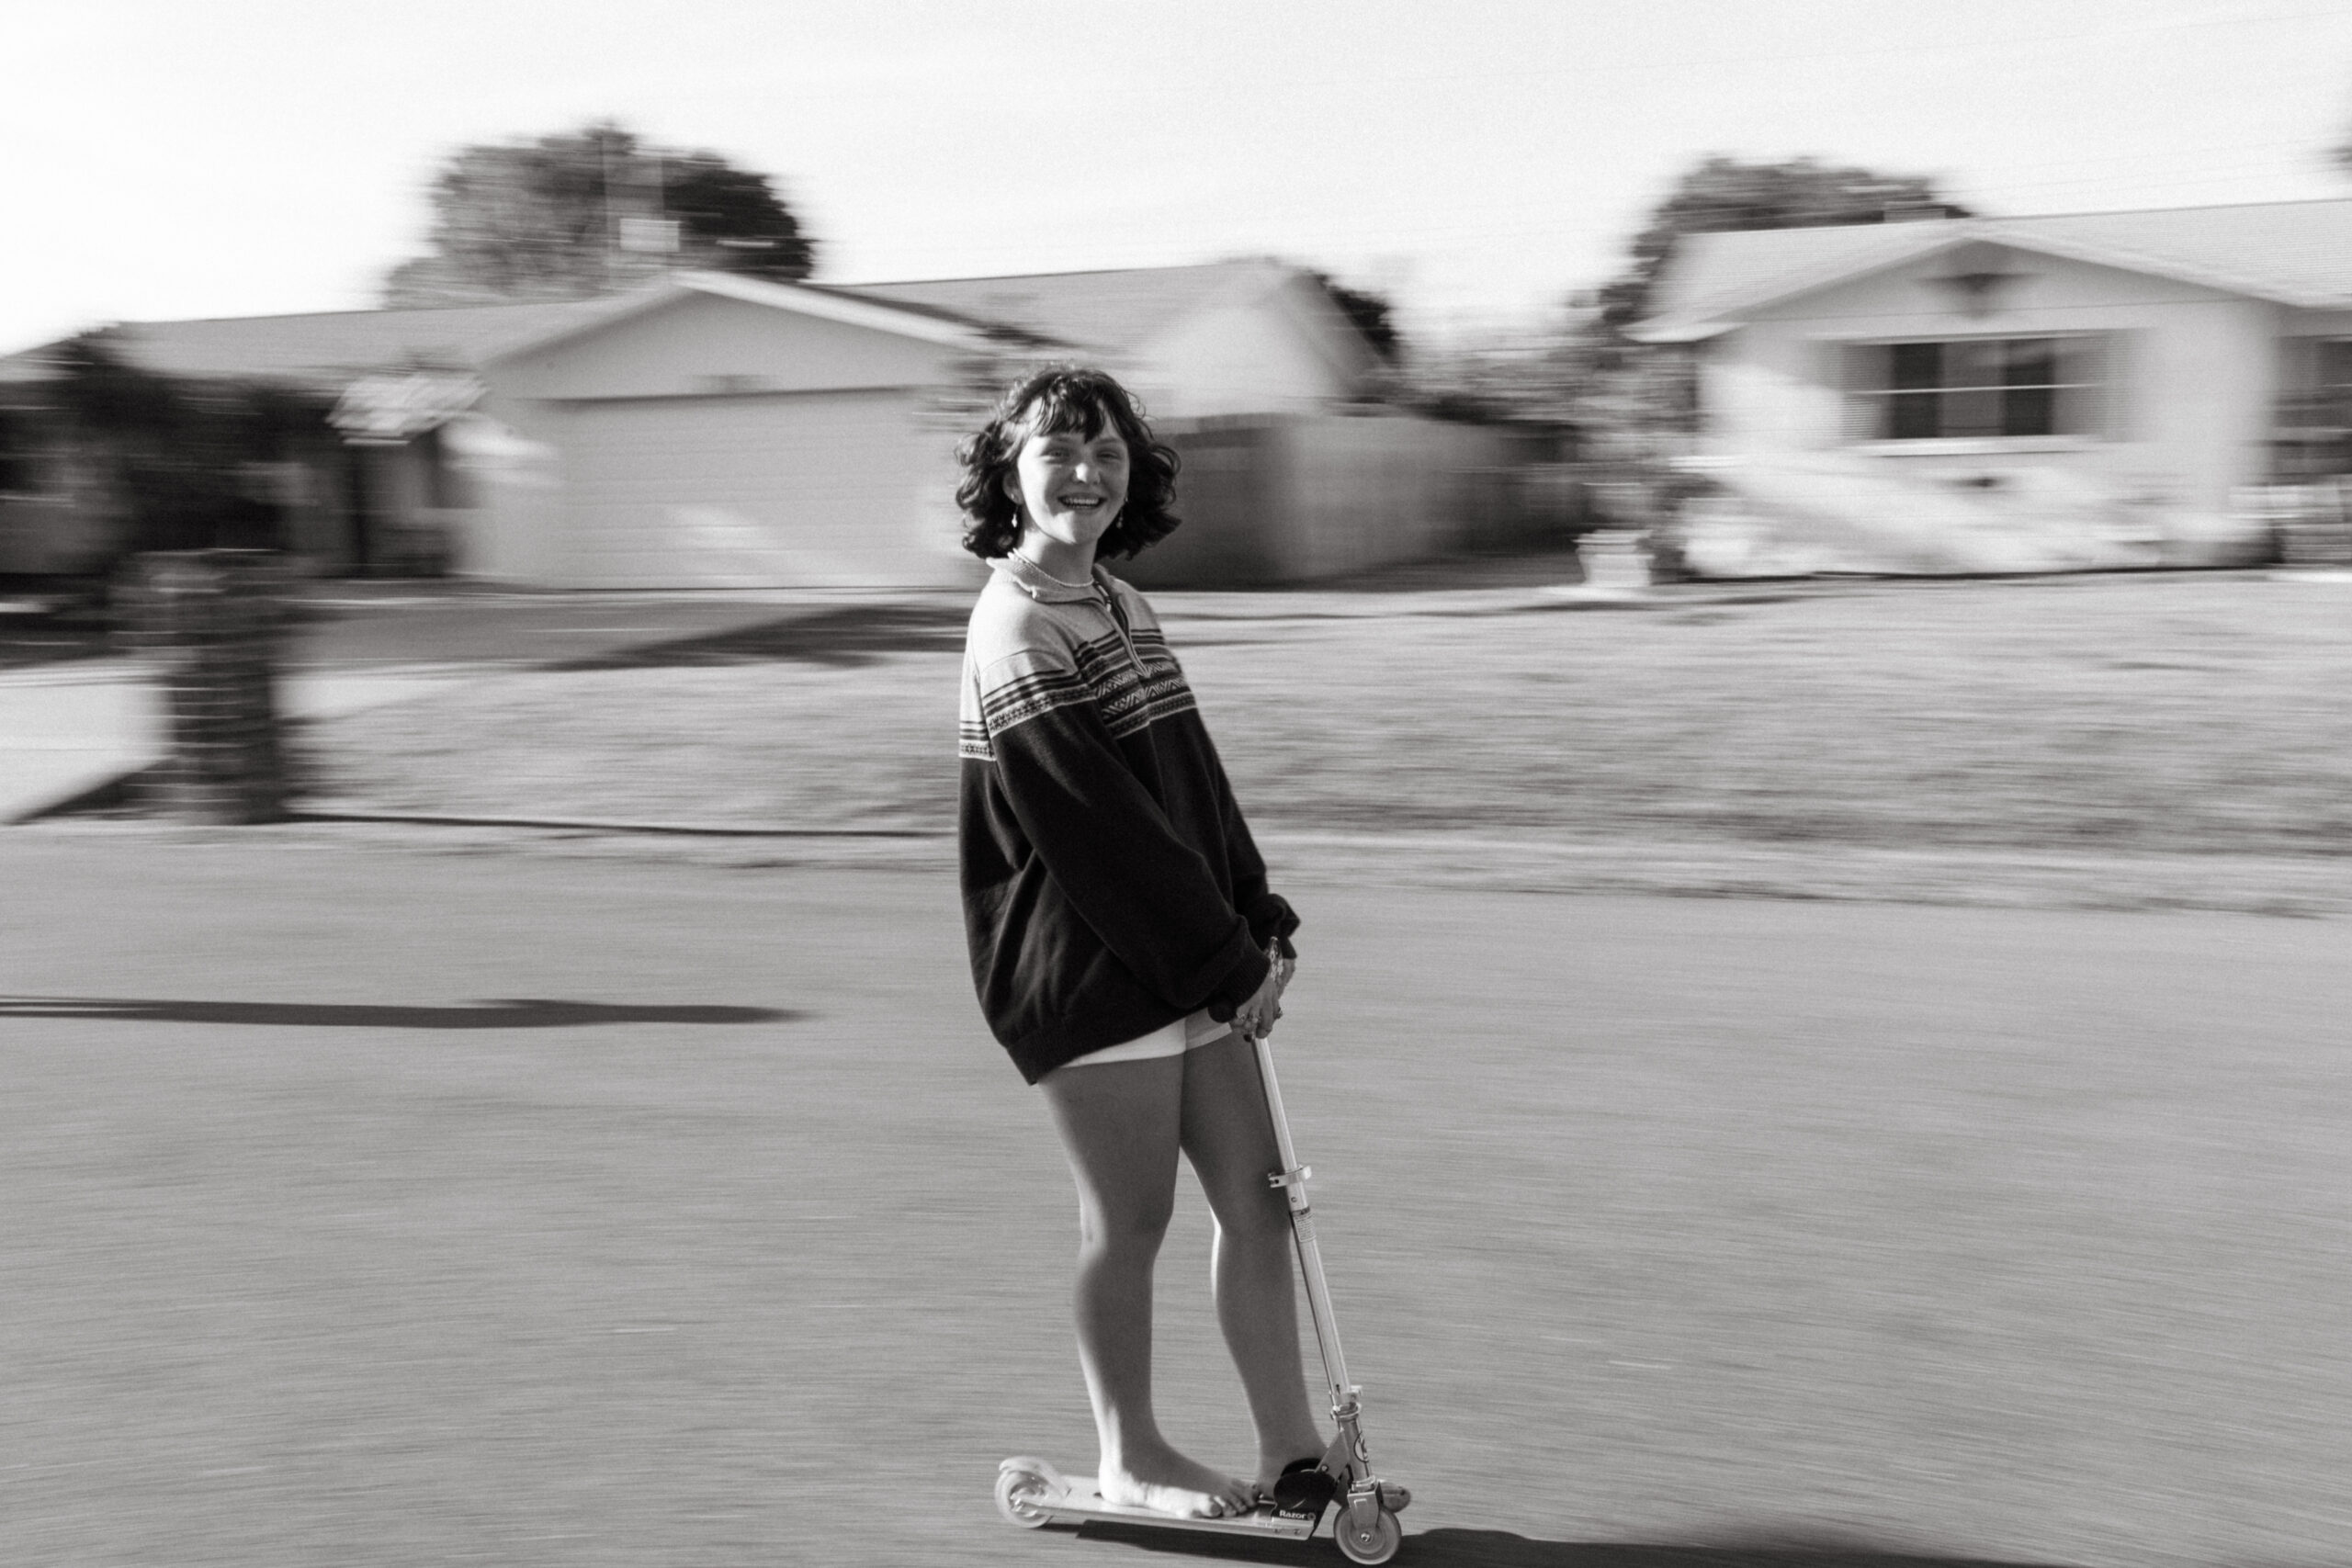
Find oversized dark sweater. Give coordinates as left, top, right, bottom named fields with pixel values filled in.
left=958, top=553, right=1299, bottom=1084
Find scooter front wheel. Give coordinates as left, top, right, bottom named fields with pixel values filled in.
left=1333, top=1502, right=1402, bottom=1564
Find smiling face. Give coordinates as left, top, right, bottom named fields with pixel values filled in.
left=1004, top=412, right=1131, bottom=563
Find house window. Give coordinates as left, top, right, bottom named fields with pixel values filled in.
left=1849, top=336, right=2105, bottom=441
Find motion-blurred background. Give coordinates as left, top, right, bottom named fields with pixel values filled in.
left=5, top=6, right=2352, bottom=1567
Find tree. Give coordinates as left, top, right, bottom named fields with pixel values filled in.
left=382, top=121, right=815, bottom=308
left=1594, top=154, right=1968, bottom=339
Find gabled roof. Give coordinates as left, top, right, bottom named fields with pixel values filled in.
left=842, top=257, right=1304, bottom=354
left=0, top=273, right=1001, bottom=390
left=1992, top=199, right=2352, bottom=305
left=1639, top=222, right=1959, bottom=338
left=0, top=295, right=629, bottom=389
left=480, top=271, right=1001, bottom=364
left=1632, top=197, right=2352, bottom=342
left=0, top=257, right=1340, bottom=392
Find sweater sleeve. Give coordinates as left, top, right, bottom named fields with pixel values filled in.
left=978, top=649, right=1270, bottom=1019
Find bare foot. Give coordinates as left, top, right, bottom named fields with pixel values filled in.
left=1097, top=1442, right=1255, bottom=1518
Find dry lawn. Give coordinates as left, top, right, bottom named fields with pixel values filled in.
left=306, top=571, right=2352, bottom=913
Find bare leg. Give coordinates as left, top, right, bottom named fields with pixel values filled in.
left=1039, top=1054, right=1255, bottom=1518
left=1180, top=1032, right=1327, bottom=1493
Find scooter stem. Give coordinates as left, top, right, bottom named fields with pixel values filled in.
left=1251, top=1029, right=1356, bottom=1424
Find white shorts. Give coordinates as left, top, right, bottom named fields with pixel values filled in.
left=1057, top=1008, right=1232, bottom=1070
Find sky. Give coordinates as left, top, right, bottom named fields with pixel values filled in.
left=5, top=0, right=2352, bottom=355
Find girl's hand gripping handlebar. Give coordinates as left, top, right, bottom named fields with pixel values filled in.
left=1235, top=942, right=1294, bottom=1043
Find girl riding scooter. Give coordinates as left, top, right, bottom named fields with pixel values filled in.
left=955, top=366, right=1319, bottom=1519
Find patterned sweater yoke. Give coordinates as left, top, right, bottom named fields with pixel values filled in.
left=960, top=568, right=1195, bottom=761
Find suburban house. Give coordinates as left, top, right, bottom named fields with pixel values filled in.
left=6, top=258, right=1523, bottom=590
left=1630, top=197, right=2352, bottom=513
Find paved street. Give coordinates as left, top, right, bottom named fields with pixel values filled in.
left=4, top=829, right=2349, bottom=1567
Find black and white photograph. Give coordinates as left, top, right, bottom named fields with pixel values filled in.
left=5, top=4, right=2352, bottom=1565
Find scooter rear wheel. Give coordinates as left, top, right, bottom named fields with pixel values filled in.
left=995, top=1465, right=1051, bottom=1529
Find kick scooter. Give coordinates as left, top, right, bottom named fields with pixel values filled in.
left=995, top=988, right=1410, bottom=1564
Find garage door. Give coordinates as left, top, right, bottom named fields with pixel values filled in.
left=557, top=389, right=968, bottom=588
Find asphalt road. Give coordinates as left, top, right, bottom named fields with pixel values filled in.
left=4, top=829, right=2348, bottom=1568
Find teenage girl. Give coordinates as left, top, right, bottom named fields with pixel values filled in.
left=956, top=366, right=1320, bottom=1518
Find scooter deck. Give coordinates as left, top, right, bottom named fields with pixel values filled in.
left=998, top=1457, right=1317, bottom=1540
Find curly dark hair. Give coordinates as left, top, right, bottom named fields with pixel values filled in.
left=955, top=365, right=1182, bottom=559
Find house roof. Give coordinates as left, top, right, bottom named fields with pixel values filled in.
left=0, top=272, right=1005, bottom=391
left=0, top=257, right=1315, bottom=391
left=0, top=295, right=630, bottom=389
left=478, top=271, right=1001, bottom=364
left=1633, top=197, right=2352, bottom=341
left=842, top=257, right=1303, bottom=353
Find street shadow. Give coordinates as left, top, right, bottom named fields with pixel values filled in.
left=548, top=604, right=967, bottom=671
left=1075, top=1524, right=2059, bottom=1568
left=0, top=997, right=798, bottom=1029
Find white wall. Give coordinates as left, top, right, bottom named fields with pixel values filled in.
left=1132, top=276, right=1373, bottom=418
left=554, top=389, right=967, bottom=588
left=466, top=296, right=973, bottom=585
left=442, top=403, right=567, bottom=581
left=461, top=388, right=977, bottom=589
left=1702, top=244, right=2281, bottom=511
